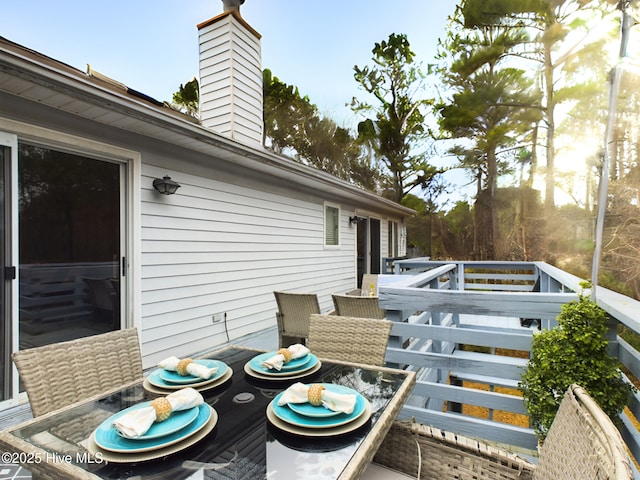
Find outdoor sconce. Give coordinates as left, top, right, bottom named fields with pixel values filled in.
left=153, top=175, right=181, bottom=195
left=349, top=215, right=364, bottom=226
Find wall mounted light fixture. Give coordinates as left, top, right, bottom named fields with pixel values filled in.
left=153, top=175, right=181, bottom=195
left=349, top=215, right=364, bottom=226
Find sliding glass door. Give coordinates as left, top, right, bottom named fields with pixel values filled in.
left=17, top=143, right=124, bottom=349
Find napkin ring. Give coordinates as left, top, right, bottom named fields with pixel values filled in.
left=151, top=397, right=172, bottom=422
left=176, top=358, right=194, bottom=376
left=277, top=348, right=292, bottom=363
left=307, top=384, right=325, bottom=406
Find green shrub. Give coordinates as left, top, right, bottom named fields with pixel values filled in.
left=518, top=284, right=635, bottom=441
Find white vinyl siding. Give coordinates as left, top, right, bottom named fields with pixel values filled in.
left=198, top=12, right=263, bottom=146
left=140, top=167, right=355, bottom=367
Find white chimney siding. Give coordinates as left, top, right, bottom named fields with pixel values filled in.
left=198, top=9, right=263, bottom=147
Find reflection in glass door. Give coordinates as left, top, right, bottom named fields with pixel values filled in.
left=18, top=143, right=122, bottom=349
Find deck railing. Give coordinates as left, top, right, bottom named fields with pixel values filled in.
left=378, top=259, right=640, bottom=472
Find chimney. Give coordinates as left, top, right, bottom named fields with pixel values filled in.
left=198, top=1, right=263, bottom=147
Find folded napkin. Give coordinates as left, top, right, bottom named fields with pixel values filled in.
left=260, top=344, right=310, bottom=371
left=158, top=356, right=218, bottom=380
left=113, top=388, right=204, bottom=439
left=277, top=382, right=357, bottom=414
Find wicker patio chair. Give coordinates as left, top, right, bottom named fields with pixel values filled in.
left=332, top=293, right=386, bottom=319
left=370, top=384, right=633, bottom=480
left=307, top=314, right=392, bottom=366
left=12, top=328, right=143, bottom=417
left=274, top=291, right=320, bottom=348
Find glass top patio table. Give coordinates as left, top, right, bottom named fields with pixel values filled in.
left=0, top=346, right=415, bottom=480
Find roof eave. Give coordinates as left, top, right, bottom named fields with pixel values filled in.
left=0, top=38, right=414, bottom=218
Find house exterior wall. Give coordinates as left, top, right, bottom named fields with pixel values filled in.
left=0, top=96, right=407, bottom=370
left=140, top=162, right=360, bottom=366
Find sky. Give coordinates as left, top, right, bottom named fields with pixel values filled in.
left=2, top=0, right=459, bottom=126
left=4, top=1, right=639, bottom=209
left=1, top=0, right=468, bottom=204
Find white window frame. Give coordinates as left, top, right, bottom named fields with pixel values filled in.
left=324, top=202, right=341, bottom=248
left=387, top=220, right=398, bottom=257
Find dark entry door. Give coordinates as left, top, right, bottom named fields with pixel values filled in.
left=369, top=218, right=381, bottom=274
left=356, top=217, right=382, bottom=287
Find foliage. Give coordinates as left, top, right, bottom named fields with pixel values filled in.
left=437, top=9, right=542, bottom=259
left=171, top=78, right=199, bottom=118
left=351, top=33, right=443, bottom=203
left=263, top=69, right=385, bottom=191
left=263, top=68, right=317, bottom=155
left=519, top=285, right=635, bottom=440
left=459, top=0, right=615, bottom=216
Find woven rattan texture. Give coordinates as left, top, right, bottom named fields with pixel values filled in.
left=0, top=430, right=101, bottom=480
left=307, top=314, right=392, bottom=366
left=373, top=420, right=535, bottom=480
left=332, top=294, right=386, bottom=319
left=12, top=328, right=143, bottom=417
left=533, top=385, right=633, bottom=480
left=274, top=291, right=320, bottom=347
left=373, top=385, right=633, bottom=480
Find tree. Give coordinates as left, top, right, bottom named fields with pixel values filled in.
left=171, top=77, right=199, bottom=118
left=351, top=33, right=443, bottom=203
left=437, top=12, right=542, bottom=259
left=462, top=0, right=615, bottom=215
left=263, top=69, right=385, bottom=192
left=263, top=69, right=316, bottom=155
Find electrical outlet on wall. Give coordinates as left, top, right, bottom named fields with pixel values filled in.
left=212, top=313, right=225, bottom=323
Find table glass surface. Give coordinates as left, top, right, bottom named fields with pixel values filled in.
left=9, top=347, right=411, bottom=479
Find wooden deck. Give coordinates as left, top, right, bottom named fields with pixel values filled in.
left=381, top=259, right=640, bottom=478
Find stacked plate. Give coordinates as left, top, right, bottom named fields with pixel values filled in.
left=143, top=359, right=233, bottom=394
left=87, top=402, right=218, bottom=462
left=244, top=351, right=321, bottom=381
left=266, top=383, right=372, bottom=437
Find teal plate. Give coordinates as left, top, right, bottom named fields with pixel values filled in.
left=271, top=384, right=365, bottom=428
left=113, top=402, right=199, bottom=440
left=288, top=384, right=358, bottom=418
left=94, top=403, right=213, bottom=453
left=159, top=359, right=224, bottom=384
left=249, top=353, right=317, bottom=376
left=149, top=360, right=227, bottom=389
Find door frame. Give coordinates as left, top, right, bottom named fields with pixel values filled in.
left=0, top=118, right=141, bottom=408
left=0, top=132, right=18, bottom=408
